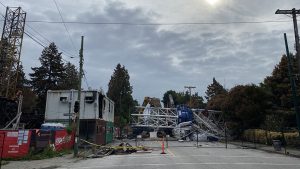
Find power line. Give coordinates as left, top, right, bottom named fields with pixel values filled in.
left=14, top=19, right=291, bottom=25
left=25, top=31, right=77, bottom=63
left=24, top=31, right=46, bottom=48
left=25, top=30, right=78, bottom=61
left=25, top=24, right=78, bottom=58
left=0, top=0, right=293, bottom=26
left=0, top=1, right=78, bottom=60
left=1, top=12, right=75, bottom=60
left=52, top=0, right=77, bottom=52
left=0, top=1, right=4, bottom=7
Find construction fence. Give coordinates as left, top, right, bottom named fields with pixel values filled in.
left=132, top=131, right=230, bottom=149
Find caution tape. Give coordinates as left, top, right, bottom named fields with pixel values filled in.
left=80, top=139, right=147, bottom=150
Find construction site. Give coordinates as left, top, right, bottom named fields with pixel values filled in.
left=1, top=1, right=300, bottom=169
left=0, top=5, right=226, bottom=160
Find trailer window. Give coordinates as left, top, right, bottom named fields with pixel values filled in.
left=59, top=97, right=68, bottom=102
left=85, top=96, right=94, bottom=103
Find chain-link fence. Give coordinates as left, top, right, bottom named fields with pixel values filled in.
left=229, top=129, right=300, bottom=157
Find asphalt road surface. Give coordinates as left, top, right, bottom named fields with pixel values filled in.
left=55, top=141, right=300, bottom=169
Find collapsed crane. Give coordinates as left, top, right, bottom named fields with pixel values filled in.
left=0, top=7, right=26, bottom=129
left=131, top=96, right=225, bottom=140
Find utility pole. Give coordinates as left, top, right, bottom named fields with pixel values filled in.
left=276, top=9, right=300, bottom=73
left=276, top=9, right=300, bottom=135
left=284, top=33, right=300, bottom=135
left=184, top=86, right=196, bottom=107
left=74, top=36, right=84, bottom=157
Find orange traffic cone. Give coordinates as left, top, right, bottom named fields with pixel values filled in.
left=161, top=137, right=166, bottom=154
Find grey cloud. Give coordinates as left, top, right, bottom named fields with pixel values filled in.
left=2, top=0, right=299, bottom=103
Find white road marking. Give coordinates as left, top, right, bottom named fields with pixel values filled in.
left=91, top=153, right=289, bottom=159
left=188, top=155, right=288, bottom=158
left=105, top=154, right=172, bottom=159
left=58, top=162, right=300, bottom=169
left=166, top=148, right=176, bottom=157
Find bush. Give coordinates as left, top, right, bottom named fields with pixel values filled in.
left=243, top=129, right=299, bottom=146
left=66, top=125, right=73, bottom=134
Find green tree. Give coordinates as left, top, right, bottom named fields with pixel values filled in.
left=263, top=54, right=299, bottom=109
left=223, top=84, right=271, bottom=133
left=60, top=62, right=79, bottom=90
left=162, top=90, right=205, bottom=108
left=206, top=93, right=227, bottom=110
left=29, top=43, right=65, bottom=112
left=205, top=77, right=227, bottom=101
left=262, top=54, right=299, bottom=128
left=162, top=90, right=178, bottom=107
left=107, top=64, right=134, bottom=127
left=14, top=65, right=29, bottom=91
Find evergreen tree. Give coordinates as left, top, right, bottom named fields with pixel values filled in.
left=263, top=54, right=299, bottom=109
left=60, top=62, right=79, bottom=90
left=205, top=77, right=227, bottom=101
left=206, top=93, right=227, bottom=110
left=162, top=90, right=178, bottom=107
left=14, top=65, right=29, bottom=90
left=190, top=92, right=205, bottom=108
left=107, top=64, right=134, bottom=127
left=162, top=90, right=205, bottom=108
left=222, top=84, right=271, bottom=133
left=29, top=43, right=65, bottom=112
left=263, top=54, right=299, bottom=127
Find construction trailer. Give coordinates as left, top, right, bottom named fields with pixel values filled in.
left=45, top=90, right=114, bottom=145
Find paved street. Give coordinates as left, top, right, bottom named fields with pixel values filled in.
left=58, top=142, right=300, bottom=169
left=3, top=141, right=300, bottom=169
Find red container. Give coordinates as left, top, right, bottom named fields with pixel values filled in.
left=0, top=132, right=5, bottom=158
left=0, top=130, right=32, bottom=159
left=54, top=130, right=74, bottom=151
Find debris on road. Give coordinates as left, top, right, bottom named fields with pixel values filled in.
left=80, top=139, right=151, bottom=158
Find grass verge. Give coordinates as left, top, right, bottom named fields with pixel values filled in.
left=4, top=147, right=72, bottom=161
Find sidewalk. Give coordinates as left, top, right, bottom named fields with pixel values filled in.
left=231, top=141, right=300, bottom=158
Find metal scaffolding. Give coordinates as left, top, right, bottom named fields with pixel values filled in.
left=131, top=106, right=225, bottom=138
left=131, top=106, right=178, bottom=128
left=0, top=7, right=26, bottom=98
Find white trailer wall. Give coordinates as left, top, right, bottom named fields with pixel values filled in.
left=45, top=90, right=114, bottom=122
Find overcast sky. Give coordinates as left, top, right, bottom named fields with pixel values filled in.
left=1, top=0, right=299, bottom=104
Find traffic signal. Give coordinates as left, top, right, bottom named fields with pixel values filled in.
left=74, top=101, right=80, bottom=113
